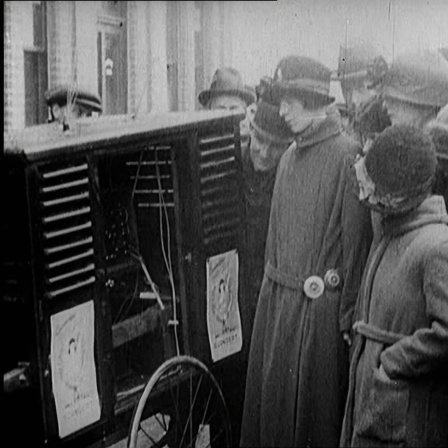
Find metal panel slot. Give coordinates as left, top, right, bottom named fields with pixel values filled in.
left=47, top=276, right=96, bottom=298
left=200, top=170, right=236, bottom=186
left=137, top=203, right=175, bottom=208
left=199, top=134, right=234, bottom=148
left=203, top=217, right=240, bottom=237
left=42, top=163, right=88, bottom=178
left=204, top=229, right=238, bottom=247
left=202, top=194, right=239, bottom=210
left=202, top=207, right=237, bottom=223
left=41, top=178, right=89, bottom=193
left=200, top=157, right=235, bottom=172
left=200, top=144, right=235, bottom=160
left=44, top=221, right=92, bottom=239
left=43, top=206, right=91, bottom=223
left=47, top=264, right=95, bottom=284
left=46, top=249, right=94, bottom=269
left=42, top=191, right=89, bottom=207
left=45, top=237, right=93, bottom=255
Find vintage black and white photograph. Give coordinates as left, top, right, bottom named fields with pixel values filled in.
left=3, top=1, right=448, bottom=447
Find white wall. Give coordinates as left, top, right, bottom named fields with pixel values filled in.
left=231, top=0, right=448, bottom=87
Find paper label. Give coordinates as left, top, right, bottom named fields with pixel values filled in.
left=50, top=300, right=101, bottom=438
left=206, top=249, right=242, bottom=362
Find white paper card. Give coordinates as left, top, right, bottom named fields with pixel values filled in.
left=50, top=300, right=101, bottom=438
left=206, top=249, right=242, bottom=362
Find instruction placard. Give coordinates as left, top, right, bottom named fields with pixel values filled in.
left=50, top=300, right=101, bottom=438
left=206, top=249, right=242, bottom=361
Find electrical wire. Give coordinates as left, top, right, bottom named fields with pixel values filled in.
left=131, top=148, right=145, bottom=200
left=154, top=147, right=180, bottom=356
left=113, top=267, right=140, bottom=324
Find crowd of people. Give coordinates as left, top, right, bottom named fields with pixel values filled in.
left=43, top=45, right=448, bottom=447
left=199, top=47, right=448, bottom=448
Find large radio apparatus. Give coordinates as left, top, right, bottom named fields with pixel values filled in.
left=3, top=110, right=247, bottom=447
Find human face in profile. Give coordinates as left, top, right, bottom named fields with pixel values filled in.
left=279, top=96, right=326, bottom=134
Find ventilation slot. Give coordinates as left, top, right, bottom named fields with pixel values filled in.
left=199, top=133, right=240, bottom=249
left=38, top=162, right=95, bottom=299
left=126, top=145, right=174, bottom=209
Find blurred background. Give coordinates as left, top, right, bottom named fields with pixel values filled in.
left=232, top=0, right=448, bottom=84
left=4, top=0, right=448, bottom=135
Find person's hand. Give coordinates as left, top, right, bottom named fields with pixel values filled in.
left=342, top=331, right=352, bottom=346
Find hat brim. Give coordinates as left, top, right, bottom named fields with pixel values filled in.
left=199, top=88, right=255, bottom=107
left=45, top=87, right=102, bottom=112
left=339, top=69, right=369, bottom=82
left=247, top=105, right=294, bottom=144
left=265, top=81, right=335, bottom=107
left=383, top=86, right=442, bottom=108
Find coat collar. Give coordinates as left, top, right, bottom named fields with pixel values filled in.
left=292, top=114, right=342, bottom=151
left=382, top=195, right=448, bottom=236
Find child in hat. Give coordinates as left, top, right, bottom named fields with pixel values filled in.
left=341, top=124, right=448, bottom=447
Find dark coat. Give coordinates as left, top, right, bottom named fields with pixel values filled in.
left=240, top=116, right=372, bottom=447
left=340, top=196, right=448, bottom=448
left=218, top=144, right=278, bottom=446
left=241, top=145, right=278, bottom=346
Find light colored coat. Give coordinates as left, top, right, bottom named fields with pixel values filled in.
left=341, top=195, right=448, bottom=447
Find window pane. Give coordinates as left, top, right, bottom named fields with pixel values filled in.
left=24, top=51, right=39, bottom=127
left=33, top=3, right=44, bottom=49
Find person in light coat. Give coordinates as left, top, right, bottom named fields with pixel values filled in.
left=341, top=124, right=448, bottom=447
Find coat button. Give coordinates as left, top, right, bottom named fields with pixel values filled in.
left=324, top=269, right=341, bottom=289
left=304, top=275, right=324, bottom=299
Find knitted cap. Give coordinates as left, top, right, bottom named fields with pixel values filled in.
left=382, top=50, right=448, bottom=108
left=365, top=125, right=436, bottom=213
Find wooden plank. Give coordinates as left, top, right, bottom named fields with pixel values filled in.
left=112, top=304, right=171, bottom=348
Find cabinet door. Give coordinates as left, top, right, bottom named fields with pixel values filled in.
left=27, top=157, right=111, bottom=445
left=175, top=121, right=247, bottom=365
